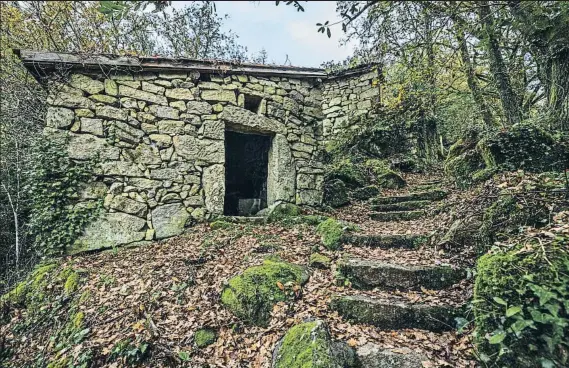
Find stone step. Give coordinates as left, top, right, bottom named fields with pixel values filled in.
left=371, top=200, right=431, bottom=212
left=369, top=211, right=424, bottom=221
left=337, top=257, right=466, bottom=290
left=341, top=234, right=428, bottom=249
left=218, top=216, right=266, bottom=224
left=370, top=190, right=447, bottom=205
left=330, top=295, right=463, bottom=332
left=357, top=343, right=427, bottom=368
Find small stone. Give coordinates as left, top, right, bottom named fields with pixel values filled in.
left=149, top=105, right=179, bottom=120
left=90, top=94, right=118, bottom=105
left=96, top=105, right=128, bottom=121
left=69, top=74, right=104, bottom=94
left=75, top=108, right=95, bottom=118
left=165, top=88, right=195, bottom=100
left=149, top=134, right=172, bottom=148
left=104, top=79, right=118, bottom=96
left=141, top=81, right=165, bottom=95
left=46, top=107, right=74, bottom=129
left=80, top=118, right=104, bottom=136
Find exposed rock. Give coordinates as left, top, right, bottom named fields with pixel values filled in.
left=187, top=101, right=213, bottom=115
left=119, top=85, right=168, bottom=105
left=267, top=134, right=296, bottom=204
left=148, top=105, right=179, bottom=120
left=67, top=133, right=120, bottom=161
left=157, top=120, right=184, bottom=135
left=96, top=105, right=127, bottom=121
left=102, top=161, right=144, bottom=177
left=129, top=144, right=161, bottom=165
left=47, top=91, right=95, bottom=109
left=309, top=253, right=331, bottom=269
left=272, top=320, right=356, bottom=368
left=341, top=234, right=427, bottom=249
left=316, top=218, right=345, bottom=251
left=203, top=164, right=225, bottom=215
left=104, top=79, right=118, bottom=96
left=151, top=203, right=190, bottom=239
left=70, top=212, right=146, bottom=253
left=165, top=88, right=195, bottom=100
left=377, top=171, right=406, bottom=189
left=173, top=135, right=224, bottom=163
left=80, top=118, right=104, bottom=136
left=69, top=74, right=104, bottom=94
left=351, top=185, right=380, bottom=201
left=201, top=89, right=236, bottom=104
left=46, top=107, right=74, bottom=129
left=79, top=181, right=107, bottom=200
left=221, top=259, right=309, bottom=326
left=372, top=200, right=431, bottom=212
left=110, top=196, right=147, bottom=217
left=357, top=344, right=427, bottom=368
left=220, top=105, right=284, bottom=134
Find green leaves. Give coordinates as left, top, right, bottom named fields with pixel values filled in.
left=316, top=21, right=332, bottom=38
left=505, top=306, right=522, bottom=317
left=488, top=330, right=506, bottom=344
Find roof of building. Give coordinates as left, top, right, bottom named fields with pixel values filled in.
left=15, top=50, right=379, bottom=81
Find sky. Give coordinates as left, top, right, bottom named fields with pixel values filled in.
left=171, top=1, right=357, bottom=67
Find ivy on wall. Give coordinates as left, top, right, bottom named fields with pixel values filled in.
left=27, top=136, right=102, bottom=256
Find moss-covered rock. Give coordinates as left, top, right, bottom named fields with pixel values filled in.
left=220, top=259, right=309, bottom=326
left=377, top=171, right=406, bottom=189
left=323, top=179, right=349, bottom=208
left=309, top=253, right=331, bottom=269
left=350, top=185, right=380, bottom=201
left=267, top=202, right=301, bottom=222
left=316, top=218, right=345, bottom=251
left=477, top=124, right=569, bottom=172
left=444, top=149, right=485, bottom=188
left=272, top=320, right=356, bottom=368
left=64, top=271, right=80, bottom=294
left=1, top=263, right=58, bottom=306
left=474, top=244, right=569, bottom=367
left=326, top=158, right=367, bottom=189
left=194, top=328, right=216, bottom=348
left=369, top=210, right=424, bottom=221
left=210, top=220, right=233, bottom=230
left=301, top=215, right=329, bottom=226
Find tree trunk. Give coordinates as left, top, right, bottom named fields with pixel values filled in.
left=548, top=54, right=569, bottom=130
left=478, top=1, right=523, bottom=126
left=455, top=28, right=494, bottom=127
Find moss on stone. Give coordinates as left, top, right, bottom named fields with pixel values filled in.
left=194, top=328, right=216, bottom=348
left=326, top=158, right=367, bottom=189
left=377, top=171, right=406, bottom=189
left=46, top=357, right=69, bottom=368
left=444, top=149, right=485, bottom=188
left=1, top=263, right=58, bottom=306
left=210, top=220, right=233, bottom=230
left=323, top=179, right=349, bottom=208
left=72, top=311, right=85, bottom=329
left=268, top=203, right=301, bottom=222
left=309, top=253, right=331, bottom=269
left=301, top=215, right=329, bottom=226
left=220, top=259, right=308, bottom=326
left=64, top=271, right=80, bottom=294
left=350, top=185, right=380, bottom=201
left=2, top=281, right=28, bottom=305
left=316, top=218, right=344, bottom=251
left=273, top=321, right=332, bottom=368
left=474, top=245, right=569, bottom=367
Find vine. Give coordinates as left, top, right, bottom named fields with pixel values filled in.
left=27, top=135, right=102, bottom=256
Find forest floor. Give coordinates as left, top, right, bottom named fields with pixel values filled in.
left=1, top=172, right=480, bottom=367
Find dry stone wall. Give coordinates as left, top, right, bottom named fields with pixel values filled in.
left=41, top=63, right=379, bottom=253
left=44, top=69, right=329, bottom=252
left=321, top=66, right=381, bottom=140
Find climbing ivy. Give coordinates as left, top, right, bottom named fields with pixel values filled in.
left=27, top=136, right=101, bottom=256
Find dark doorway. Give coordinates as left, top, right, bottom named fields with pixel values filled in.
left=224, top=130, right=272, bottom=216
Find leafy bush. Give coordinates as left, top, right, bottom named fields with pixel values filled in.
left=27, top=137, right=101, bottom=256
left=474, top=240, right=569, bottom=367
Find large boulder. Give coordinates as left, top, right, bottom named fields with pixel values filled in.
left=221, top=259, right=309, bottom=326
left=377, top=171, right=406, bottom=189
left=151, top=203, right=190, bottom=239
left=272, top=320, right=356, bottom=368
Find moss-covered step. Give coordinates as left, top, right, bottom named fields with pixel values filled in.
left=341, top=234, right=428, bottom=249
left=369, top=211, right=424, bottom=221
left=330, top=295, right=463, bottom=332
left=337, top=258, right=466, bottom=290
left=370, top=190, right=447, bottom=205
left=357, top=343, right=427, bottom=368
left=371, top=200, right=431, bottom=212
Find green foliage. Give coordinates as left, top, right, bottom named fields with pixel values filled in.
left=326, top=158, right=367, bottom=189
left=474, top=241, right=569, bottom=367
left=27, top=137, right=102, bottom=256
left=220, top=259, right=308, bottom=326
left=110, top=337, right=150, bottom=365
left=316, top=218, right=344, bottom=251
left=194, top=328, right=216, bottom=348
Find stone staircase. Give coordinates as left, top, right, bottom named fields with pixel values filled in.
left=330, top=187, right=469, bottom=366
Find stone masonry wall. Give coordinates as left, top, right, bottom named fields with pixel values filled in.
left=44, top=70, right=325, bottom=253
left=321, top=66, right=381, bottom=140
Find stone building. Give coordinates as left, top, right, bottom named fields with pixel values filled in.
left=17, top=50, right=381, bottom=253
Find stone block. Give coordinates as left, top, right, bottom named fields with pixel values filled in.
left=165, top=88, right=195, bottom=100
left=203, top=164, right=225, bottom=214
left=46, top=107, right=74, bottom=129
left=187, top=101, right=213, bottom=115
left=157, top=120, right=184, bottom=135
left=67, top=133, right=120, bottom=161
left=148, top=105, right=179, bottom=120
left=152, top=203, right=190, bottom=239
left=119, top=85, right=168, bottom=106
left=96, top=105, right=127, bottom=121
left=220, top=105, right=284, bottom=134
left=201, top=89, right=237, bottom=104
left=80, top=118, right=104, bottom=136
left=69, top=74, right=104, bottom=94
left=111, top=196, right=148, bottom=217
left=173, top=135, right=224, bottom=163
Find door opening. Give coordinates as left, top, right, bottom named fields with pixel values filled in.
left=224, top=130, right=272, bottom=216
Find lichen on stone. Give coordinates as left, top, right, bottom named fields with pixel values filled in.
left=220, top=259, right=308, bottom=326
left=316, top=218, right=345, bottom=251
left=309, top=253, right=331, bottom=269
left=194, top=328, right=216, bottom=348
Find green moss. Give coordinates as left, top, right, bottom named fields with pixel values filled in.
left=377, top=171, right=406, bottom=189
left=220, top=259, right=308, bottom=326
left=194, top=328, right=216, bottom=348
left=444, top=149, right=485, bottom=188
left=273, top=321, right=339, bottom=368
left=326, top=158, right=367, bottom=189
left=31, top=263, right=57, bottom=289
left=323, top=179, right=349, bottom=208
left=364, top=159, right=390, bottom=177
left=301, top=215, right=329, bottom=226
left=1, top=263, right=58, bottom=305
left=316, top=218, right=344, bottom=251
left=268, top=203, right=301, bottom=222
left=210, top=220, right=233, bottom=230
left=309, top=253, right=331, bottom=269
left=73, top=311, right=85, bottom=329
left=474, top=245, right=569, bottom=367
left=46, top=357, right=69, bottom=368
left=64, top=271, right=80, bottom=294
left=350, top=185, right=380, bottom=201
left=2, top=281, right=28, bottom=305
